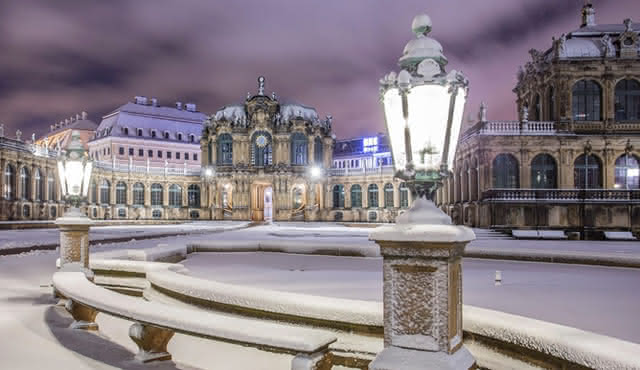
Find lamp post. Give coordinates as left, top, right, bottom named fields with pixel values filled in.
left=56, top=130, right=93, bottom=271
left=202, top=166, right=216, bottom=219
left=305, top=166, right=323, bottom=221
left=369, top=13, right=476, bottom=370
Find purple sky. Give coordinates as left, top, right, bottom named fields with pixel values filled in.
left=1, top=0, right=638, bottom=140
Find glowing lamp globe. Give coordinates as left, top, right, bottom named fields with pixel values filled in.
left=310, top=166, right=322, bottom=179
left=380, top=13, right=468, bottom=190
left=57, top=131, right=92, bottom=206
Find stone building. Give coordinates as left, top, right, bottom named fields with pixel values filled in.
left=35, top=112, right=98, bottom=151
left=438, top=3, right=640, bottom=237
left=86, top=97, right=206, bottom=220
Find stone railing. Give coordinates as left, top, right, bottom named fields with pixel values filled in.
left=0, top=137, right=60, bottom=158
left=482, top=188, right=640, bottom=203
left=477, top=120, right=556, bottom=136
left=329, top=165, right=394, bottom=177
left=94, top=160, right=201, bottom=177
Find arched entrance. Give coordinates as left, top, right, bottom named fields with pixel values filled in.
left=251, top=182, right=273, bottom=221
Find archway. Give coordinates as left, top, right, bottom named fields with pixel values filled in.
left=251, top=182, right=273, bottom=221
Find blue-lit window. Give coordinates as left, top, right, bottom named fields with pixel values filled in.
left=291, top=133, right=308, bottom=165
left=363, top=137, right=378, bottom=153
left=218, top=134, right=233, bottom=165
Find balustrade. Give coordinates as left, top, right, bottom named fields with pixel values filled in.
left=482, top=188, right=640, bottom=203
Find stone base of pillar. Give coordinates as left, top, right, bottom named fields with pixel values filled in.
left=56, top=207, right=93, bottom=269
left=369, top=346, right=475, bottom=370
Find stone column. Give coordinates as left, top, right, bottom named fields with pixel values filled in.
left=369, top=199, right=476, bottom=370
left=56, top=209, right=93, bottom=270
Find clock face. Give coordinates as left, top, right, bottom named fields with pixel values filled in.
left=255, top=135, right=268, bottom=147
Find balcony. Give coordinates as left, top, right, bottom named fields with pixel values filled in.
left=329, top=165, right=395, bottom=177
left=94, top=160, right=201, bottom=176
left=482, top=188, right=640, bottom=203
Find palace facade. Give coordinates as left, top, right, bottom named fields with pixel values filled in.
left=437, top=3, right=640, bottom=237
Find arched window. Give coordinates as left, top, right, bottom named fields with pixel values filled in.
left=368, top=184, right=379, bottom=208
left=90, top=181, right=97, bottom=204
left=399, top=183, right=409, bottom=208
left=217, top=134, right=233, bottom=165
left=350, top=184, right=362, bottom=208
left=47, top=172, right=56, bottom=201
left=531, top=154, right=557, bottom=189
left=492, top=154, right=519, bottom=188
left=100, top=179, right=111, bottom=204
left=291, top=132, right=308, bottom=165
left=547, top=86, right=555, bottom=121
left=574, top=154, right=602, bottom=189
left=190, top=134, right=195, bottom=143
left=151, top=183, right=163, bottom=206
left=34, top=168, right=43, bottom=201
left=116, top=182, right=127, bottom=205
left=169, top=184, right=182, bottom=207
left=332, top=185, right=345, bottom=208
left=572, top=80, right=601, bottom=121
left=188, top=184, right=201, bottom=207
left=133, top=183, right=145, bottom=205
left=3, top=164, right=15, bottom=200
left=615, top=79, right=640, bottom=121
left=20, top=167, right=30, bottom=200
left=615, top=154, right=640, bottom=189
left=533, top=94, right=541, bottom=121
left=314, top=137, right=323, bottom=164
left=293, top=187, right=304, bottom=209
left=251, top=131, right=272, bottom=167
left=384, top=183, right=394, bottom=208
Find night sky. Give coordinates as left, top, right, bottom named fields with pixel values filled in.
left=1, top=0, right=638, bottom=140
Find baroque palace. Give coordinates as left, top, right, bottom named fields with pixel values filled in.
left=437, top=3, right=640, bottom=236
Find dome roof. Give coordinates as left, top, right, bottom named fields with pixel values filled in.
left=398, top=13, right=448, bottom=70
left=560, top=38, right=602, bottom=58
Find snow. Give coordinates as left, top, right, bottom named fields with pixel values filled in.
left=280, top=104, right=319, bottom=123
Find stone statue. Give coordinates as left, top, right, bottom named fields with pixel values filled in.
left=271, top=92, right=277, bottom=100
left=16, top=130, right=22, bottom=141
left=522, top=106, right=529, bottom=122
left=258, top=76, right=265, bottom=96
left=479, top=102, right=488, bottom=122
left=601, top=34, right=615, bottom=57
left=624, top=18, right=633, bottom=33
left=0, top=123, right=4, bottom=137
left=556, top=33, right=567, bottom=57
left=325, top=115, right=333, bottom=129
left=31, top=133, right=36, bottom=143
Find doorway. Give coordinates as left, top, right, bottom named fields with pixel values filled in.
left=251, top=183, right=273, bottom=221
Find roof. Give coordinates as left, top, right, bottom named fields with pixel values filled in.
left=41, top=117, right=98, bottom=140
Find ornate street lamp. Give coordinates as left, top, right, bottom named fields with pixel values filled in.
left=369, top=13, right=476, bottom=370
left=56, top=130, right=93, bottom=271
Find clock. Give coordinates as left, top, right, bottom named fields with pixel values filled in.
left=255, top=135, right=268, bottom=147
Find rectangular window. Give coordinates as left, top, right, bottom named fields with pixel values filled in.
left=176, top=152, right=181, bottom=160
left=185, top=153, right=189, bottom=160
left=193, top=153, right=198, bottom=161
left=119, top=147, right=124, bottom=155
left=148, top=150, right=153, bottom=158
left=167, top=152, right=172, bottom=159
left=158, top=151, right=162, bottom=158
left=138, top=149, right=144, bottom=157
left=137, top=129, right=142, bottom=137
left=129, top=148, right=134, bottom=156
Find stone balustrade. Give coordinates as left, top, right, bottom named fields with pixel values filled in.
left=482, top=188, right=640, bottom=203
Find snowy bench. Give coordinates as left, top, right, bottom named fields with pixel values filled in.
left=604, top=231, right=637, bottom=241
left=512, top=229, right=567, bottom=240
left=53, top=271, right=337, bottom=369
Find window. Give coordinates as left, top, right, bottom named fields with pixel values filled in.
left=190, top=134, right=195, bottom=143
left=368, top=211, right=377, bottom=222
left=185, top=153, right=189, bottom=160
left=148, top=150, right=153, bottom=158
left=22, top=205, right=30, bottom=218
left=531, top=154, right=557, bottom=189
left=384, top=183, right=394, bottom=208
left=34, top=168, right=43, bottom=201
left=492, top=154, right=519, bottom=188
left=5, top=165, right=15, bottom=200
left=100, top=179, right=111, bottom=204
left=399, top=183, right=409, bottom=208
left=50, top=206, right=57, bottom=218
left=251, top=131, right=272, bottom=166
left=119, top=147, right=124, bottom=155
left=217, top=134, right=233, bottom=165
left=293, top=187, right=304, bottom=209
left=151, top=130, right=157, bottom=138
left=334, top=211, right=343, bottom=221
left=116, top=182, right=127, bottom=205
left=615, top=154, right=640, bottom=189
left=177, top=133, right=183, bottom=141
left=572, top=80, right=601, bottom=121
left=574, top=154, right=602, bottom=189
left=188, top=184, right=200, bottom=207
left=169, top=184, right=182, bottom=207
left=123, top=127, right=129, bottom=136
left=176, top=152, right=181, bottom=160
left=194, top=153, right=198, bottom=161
left=164, top=131, right=170, bottom=139
left=167, top=152, right=172, bottom=159
left=133, top=183, right=145, bottom=205
left=90, top=181, right=97, bottom=204
left=208, top=141, right=213, bottom=164
left=158, top=151, right=163, bottom=158
left=20, top=167, right=30, bottom=200
left=151, top=183, right=163, bottom=206
left=48, top=173, right=56, bottom=201
left=118, top=208, right=126, bottom=218
left=190, top=210, right=200, bottom=219
left=547, top=86, right=555, bottom=121
left=332, top=185, right=345, bottom=208
left=92, top=208, right=97, bottom=218
left=129, top=148, right=134, bottom=156
left=368, top=184, right=379, bottom=208
left=137, top=129, right=143, bottom=137
left=615, top=79, right=640, bottom=121
left=350, top=184, right=362, bottom=208
left=138, top=149, right=144, bottom=157
left=363, top=137, right=378, bottom=153
left=152, top=209, right=162, bottom=219
left=533, top=94, right=541, bottom=121
left=314, top=137, right=323, bottom=164
left=291, top=132, right=307, bottom=165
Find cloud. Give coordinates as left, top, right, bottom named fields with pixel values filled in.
left=0, top=0, right=638, bottom=139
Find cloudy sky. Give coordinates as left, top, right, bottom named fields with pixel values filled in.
left=1, top=0, right=638, bottom=140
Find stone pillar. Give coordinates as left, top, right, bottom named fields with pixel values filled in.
left=369, top=199, right=476, bottom=370
left=56, top=209, right=93, bottom=269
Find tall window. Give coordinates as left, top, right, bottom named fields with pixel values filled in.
left=615, top=79, right=640, bottom=121
left=151, top=183, right=163, bottom=206
left=100, top=179, right=111, bottom=204
left=332, top=185, right=345, bottom=208
left=350, top=184, right=362, bottom=208
left=188, top=184, right=201, bottom=207
left=90, top=181, right=97, bottom=204
left=133, top=183, right=145, bottom=205
left=533, top=94, right=541, bottom=121
left=208, top=141, right=213, bottom=165
left=492, top=154, right=519, bottom=188
left=314, top=137, right=323, bottom=164
left=574, top=154, right=602, bottom=189
left=251, top=131, right=272, bottom=167
left=293, top=187, right=304, bottom=209
left=4, top=164, right=15, bottom=200
left=20, top=167, right=30, bottom=200
left=116, top=182, right=127, bottom=205
left=34, top=168, right=43, bottom=201
left=399, top=183, right=409, bottom=208
left=169, top=184, right=182, bottom=207
left=48, top=172, right=56, bottom=201
left=572, top=80, right=601, bottom=121
left=368, top=184, right=379, bottom=208
left=547, top=86, right=555, bottom=121
left=217, top=134, right=233, bottom=165
left=384, top=183, right=394, bottom=208
left=615, top=154, right=640, bottom=189
left=531, top=154, right=557, bottom=189
left=291, top=132, right=308, bottom=165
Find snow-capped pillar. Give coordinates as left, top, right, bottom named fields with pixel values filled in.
left=369, top=199, right=476, bottom=370
left=56, top=208, right=93, bottom=270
